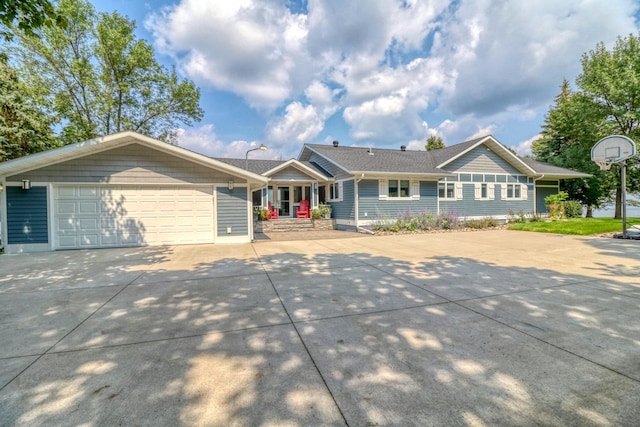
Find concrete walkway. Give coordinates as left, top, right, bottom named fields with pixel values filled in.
left=0, top=230, right=639, bottom=426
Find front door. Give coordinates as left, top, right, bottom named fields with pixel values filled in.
left=277, top=186, right=290, bottom=217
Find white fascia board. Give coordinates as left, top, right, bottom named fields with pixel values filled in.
left=351, top=171, right=456, bottom=179
left=0, top=131, right=268, bottom=185
left=262, top=159, right=331, bottom=181
left=299, top=146, right=350, bottom=177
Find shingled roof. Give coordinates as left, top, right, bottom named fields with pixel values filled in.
left=300, top=136, right=590, bottom=179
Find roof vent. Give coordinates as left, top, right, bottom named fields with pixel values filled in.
left=332, top=140, right=339, bottom=147
left=400, top=145, right=406, bottom=151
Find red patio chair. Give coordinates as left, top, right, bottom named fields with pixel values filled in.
left=296, top=199, right=310, bottom=218
left=268, top=202, right=279, bottom=219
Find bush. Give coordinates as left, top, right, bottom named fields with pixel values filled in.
left=371, top=210, right=461, bottom=232
left=563, top=200, right=583, bottom=218
left=545, top=191, right=568, bottom=220
left=464, top=217, right=498, bottom=229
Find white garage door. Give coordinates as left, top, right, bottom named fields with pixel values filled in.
left=55, top=185, right=214, bottom=249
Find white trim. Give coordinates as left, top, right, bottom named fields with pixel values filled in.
left=262, top=159, right=332, bottom=181
left=436, top=135, right=537, bottom=175
left=0, top=131, right=268, bottom=185
left=299, top=145, right=352, bottom=176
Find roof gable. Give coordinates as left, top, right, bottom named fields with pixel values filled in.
left=0, top=131, right=268, bottom=184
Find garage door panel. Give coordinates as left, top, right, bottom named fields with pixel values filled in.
left=54, top=185, right=215, bottom=249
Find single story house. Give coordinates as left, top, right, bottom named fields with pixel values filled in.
left=0, top=132, right=588, bottom=252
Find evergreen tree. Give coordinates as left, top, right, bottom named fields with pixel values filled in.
left=425, top=135, right=445, bottom=151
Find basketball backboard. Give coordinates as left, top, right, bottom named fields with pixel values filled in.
left=591, top=135, right=636, bottom=163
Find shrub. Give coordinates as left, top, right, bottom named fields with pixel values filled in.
left=507, top=208, right=527, bottom=223
left=464, top=217, right=498, bottom=229
left=563, top=200, right=583, bottom=218
left=545, top=192, right=568, bottom=220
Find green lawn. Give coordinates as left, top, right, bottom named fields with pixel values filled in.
left=507, top=217, right=640, bottom=235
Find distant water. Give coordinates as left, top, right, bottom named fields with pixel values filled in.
left=590, top=196, right=640, bottom=218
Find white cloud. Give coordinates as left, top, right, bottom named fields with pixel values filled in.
left=515, top=134, right=541, bottom=156
left=176, top=124, right=268, bottom=159
left=266, top=102, right=324, bottom=144
left=148, top=0, right=640, bottom=154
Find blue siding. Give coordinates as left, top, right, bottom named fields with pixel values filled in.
left=536, top=186, right=557, bottom=213
left=440, top=183, right=534, bottom=218
left=217, top=187, right=248, bottom=236
left=446, top=147, right=521, bottom=174
left=331, top=180, right=355, bottom=220
left=7, top=186, right=49, bottom=244
left=357, top=179, right=437, bottom=220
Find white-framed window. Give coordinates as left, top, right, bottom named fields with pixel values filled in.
left=474, top=183, right=495, bottom=200
left=438, top=182, right=462, bottom=200
left=379, top=179, right=420, bottom=200
left=501, top=183, right=528, bottom=200
left=329, top=181, right=343, bottom=202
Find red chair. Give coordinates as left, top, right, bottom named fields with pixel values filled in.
left=268, top=202, right=279, bottom=219
left=296, top=199, right=310, bottom=218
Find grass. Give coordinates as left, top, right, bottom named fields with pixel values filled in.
left=508, top=217, right=640, bottom=235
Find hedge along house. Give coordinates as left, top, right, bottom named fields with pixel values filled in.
left=298, top=136, right=590, bottom=231
left=214, top=158, right=333, bottom=217
left=0, top=132, right=268, bottom=253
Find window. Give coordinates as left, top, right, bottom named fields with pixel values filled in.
left=329, top=181, right=343, bottom=201
left=502, top=184, right=527, bottom=200
left=475, top=183, right=495, bottom=200
left=439, top=182, right=456, bottom=199
left=388, top=179, right=410, bottom=197
left=378, top=179, right=419, bottom=200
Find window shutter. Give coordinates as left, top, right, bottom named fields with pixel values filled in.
left=338, top=181, right=343, bottom=201
left=379, top=179, right=388, bottom=200
left=411, top=181, right=420, bottom=199
left=521, top=184, right=528, bottom=200
left=488, top=184, right=495, bottom=200
left=501, top=184, right=507, bottom=200
left=455, top=182, right=463, bottom=200
left=474, top=183, right=481, bottom=200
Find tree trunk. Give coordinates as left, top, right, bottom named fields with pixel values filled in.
left=586, top=206, right=593, bottom=218
left=614, top=186, right=622, bottom=219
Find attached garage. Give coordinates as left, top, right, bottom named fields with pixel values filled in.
left=0, top=132, right=268, bottom=253
left=54, top=185, right=215, bottom=249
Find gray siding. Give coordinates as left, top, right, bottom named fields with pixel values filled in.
left=7, top=186, right=48, bottom=244
left=332, top=180, right=355, bottom=220
left=306, top=152, right=351, bottom=179
left=536, top=186, right=557, bottom=213
left=217, top=187, right=248, bottom=236
left=358, top=179, right=437, bottom=220
left=8, top=143, right=240, bottom=184
left=270, top=167, right=316, bottom=181
left=440, top=183, right=534, bottom=217
left=445, top=147, right=521, bottom=174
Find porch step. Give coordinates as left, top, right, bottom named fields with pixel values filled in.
left=265, top=218, right=314, bottom=232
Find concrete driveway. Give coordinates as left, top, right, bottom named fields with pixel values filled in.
left=1, top=230, right=639, bottom=426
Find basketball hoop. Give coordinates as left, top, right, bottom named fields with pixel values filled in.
left=595, top=160, right=612, bottom=171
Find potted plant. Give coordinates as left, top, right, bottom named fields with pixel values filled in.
left=258, top=208, right=271, bottom=221
left=319, top=202, right=332, bottom=219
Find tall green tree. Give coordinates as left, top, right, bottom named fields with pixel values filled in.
left=0, top=0, right=66, bottom=41
left=0, top=60, right=58, bottom=161
left=10, top=0, right=203, bottom=144
left=532, top=80, right=613, bottom=216
left=425, top=135, right=445, bottom=151
left=576, top=33, right=640, bottom=218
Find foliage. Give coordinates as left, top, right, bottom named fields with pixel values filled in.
left=311, top=203, right=331, bottom=219
left=372, top=210, right=461, bottom=232
left=425, top=135, right=445, bottom=151
left=544, top=191, right=568, bottom=220
left=507, top=208, right=528, bottom=223
left=577, top=33, right=640, bottom=218
left=0, top=60, right=59, bottom=161
left=563, top=200, right=583, bottom=218
left=258, top=208, right=270, bottom=221
left=0, top=0, right=66, bottom=41
left=7, top=0, right=203, bottom=144
left=508, top=217, right=639, bottom=235
left=463, top=217, right=499, bottom=229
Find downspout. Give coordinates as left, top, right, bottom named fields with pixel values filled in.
left=355, top=173, right=374, bottom=234
left=533, top=174, right=545, bottom=215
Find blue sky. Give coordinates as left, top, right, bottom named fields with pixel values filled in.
left=91, top=0, right=640, bottom=160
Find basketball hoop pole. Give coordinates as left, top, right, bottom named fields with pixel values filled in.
left=622, top=160, right=627, bottom=238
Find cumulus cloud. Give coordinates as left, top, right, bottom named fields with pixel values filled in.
left=515, top=134, right=542, bottom=157
left=176, top=124, right=269, bottom=159
left=147, top=0, right=640, bottom=157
